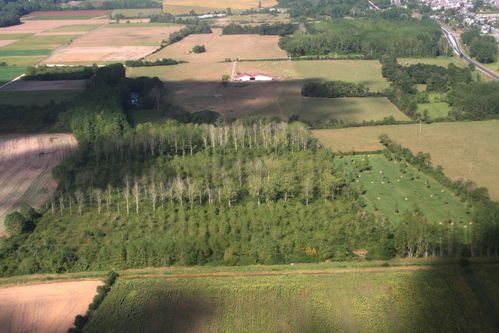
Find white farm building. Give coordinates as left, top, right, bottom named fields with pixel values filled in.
left=233, top=73, right=273, bottom=82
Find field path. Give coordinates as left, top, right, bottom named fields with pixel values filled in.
left=0, top=133, right=77, bottom=236
left=0, top=280, right=101, bottom=333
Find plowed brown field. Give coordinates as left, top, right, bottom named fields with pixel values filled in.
left=0, top=280, right=101, bottom=333
left=0, top=133, right=77, bottom=236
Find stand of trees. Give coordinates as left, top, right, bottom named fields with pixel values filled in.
left=24, top=66, right=96, bottom=81
left=380, top=55, right=476, bottom=119
left=222, top=23, right=298, bottom=36
left=277, top=0, right=368, bottom=19
left=462, top=28, right=498, bottom=64
left=301, top=81, right=375, bottom=98
left=279, top=17, right=446, bottom=58
left=124, top=58, right=186, bottom=67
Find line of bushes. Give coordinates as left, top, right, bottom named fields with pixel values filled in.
left=124, top=58, right=186, bottom=67
left=296, top=116, right=413, bottom=129
left=301, top=81, right=380, bottom=98
left=68, top=271, right=119, bottom=333
left=151, top=22, right=212, bottom=56
left=24, top=66, right=96, bottom=81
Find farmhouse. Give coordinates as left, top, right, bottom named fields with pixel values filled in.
left=233, top=73, right=273, bottom=82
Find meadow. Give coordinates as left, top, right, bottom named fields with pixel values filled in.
left=84, top=265, right=499, bottom=333
left=417, top=93, right=451, bottom=119
left=336, top=154, right=471, bottom=223
left=0, top=66, right=25, bottom=84
left=313, top=120, right=499, bottom=200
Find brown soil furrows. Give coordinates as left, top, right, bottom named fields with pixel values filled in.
left=0, top=134, right=77, bottom=236
left=0, top=80, right=87, bottom=92
left=0, top=280, right=101, bottom=333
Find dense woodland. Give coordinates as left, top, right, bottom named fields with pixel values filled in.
left=301, top=81, right=375, bottom=98
left=279, top=15, right=448, bottom=58
left=277, top=0, right=368, bottom=18
left=222, top=23, right=298, bottom=36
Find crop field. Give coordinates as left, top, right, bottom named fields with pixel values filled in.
left=23, top=10, right=109, bottom=20
left=111, top=8, right=163, bottom=18
left=85, top=266, right=498, bottom=333
left=0, top=280, right=101, bottom=333
left=0, top=19, right=108, bottom=34
left=313, top=120, right=499, bottom=201
left=147, top=28, right=286, bottom=63
left=0, top=66, right=25, bottom=84
left=163, top=0, right=278, bottom=14
left=42, top=24, right=184, bottom=64
left=336, top=154, right=470, bottom=223
left=0, top=134, right=77, bottom=235
left=0, top=90, right=80, bottom=105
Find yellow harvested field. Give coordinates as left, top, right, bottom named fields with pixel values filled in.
left=0, top=134, right=77, bottom=235
left=42, top=25, right=183, bottom=64
left=0, top=280, right=101, bottom=333
left=164, top=0, right=277, bottom=12
left=313, top=120, right=499, bottom=201
left=148, top=28, right=286, bottom=63
left=128, top=62, right=233, bottom=81
left=0, top=40, right=17, bottom=47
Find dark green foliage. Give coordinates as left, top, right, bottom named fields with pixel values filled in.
left=278, top=0, right=368, bottom=18
left=101, top=0, right=161, bottom=9
left=302, top=81, right=373, bottom=98
left=168, top=23, right=212, bottom=44
left=279, top=17, right=443, bottom=58
left=222, top=23, right=298, bottom=36
left=24, top=66, right=96, bottom=81
left=4, top=205, right=37, bottom=236
left=192, top=45, right=206, bottom=53
left=448, top=81, right=499, bottom=119
left=469, top=35, right=498, bottom=64
left=124, top=58, right=186, bottom=67
left=462, top=27, right=480, bottom=45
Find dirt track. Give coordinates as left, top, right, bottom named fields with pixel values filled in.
left=0, top=133, right=77, bottom=235
left=0, top=280, right=101, bottom=333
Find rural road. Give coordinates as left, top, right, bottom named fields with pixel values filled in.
left=441, top=27, right=499, bottom=81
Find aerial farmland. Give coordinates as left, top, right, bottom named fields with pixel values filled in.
left=0, top=0, right=498, bottom=332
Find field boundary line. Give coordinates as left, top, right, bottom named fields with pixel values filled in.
left=0, top=74, right=25, bottom=91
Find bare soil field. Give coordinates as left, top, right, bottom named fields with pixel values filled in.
left=0, top=40, right=17, bottom=47
left=313, top=120, right=499, bottom=201
left=148, top=28, right=286, bottom=63
left=43, top=24, right=183, bottom=64
left=0, top=134, right=77, bottom=235
left=0, top=280, right=101, bottom=333
left=0, top=80, right=87, bottom=92
left=25, top=10, right=109, bottom=18
left=0, top=19, right=108, bottom=34
left=209, top=13, right=290, bottom=26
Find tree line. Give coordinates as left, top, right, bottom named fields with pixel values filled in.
left=124, top=58, right=186, bottom=67
left=301, top=81, right=377, bottom=98
left=222, top=23, right=298, bottom=36
left=24, top=65, right=96, bottom=81
left=277, top=0, right=368, bottom=19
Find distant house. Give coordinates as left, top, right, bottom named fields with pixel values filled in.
left=232, top=73, right=273, bottom=82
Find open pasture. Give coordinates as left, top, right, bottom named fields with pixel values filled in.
left=209, top=12, right=290, bottom=26
left=313, top=120, right=499, bottom=201
left=0, top=280, right=101, bottom=333
left=0, top=133, right=77, bottom=235
left=111, top=8, right=163, bottom=18
left=147, top=28, right=286, bottom=63
left=0, top=66, right=25, bottom=84
left=163, top=0, right=278, bottom=14
left=337, top=154, right=470, bottom=223
left=42, top=24, right=183, bottom=64
left=84, top=267, right=498, bottom=333
left=398, top=57, right=463, bottom=67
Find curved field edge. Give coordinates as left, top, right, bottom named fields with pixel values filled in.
left=0, top=133, right=78, bottom=235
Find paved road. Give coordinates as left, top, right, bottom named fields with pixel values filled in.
left=441, top=27, right=499, bottom=80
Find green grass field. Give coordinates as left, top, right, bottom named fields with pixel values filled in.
left=313, top=120, right=499, bottom=201
left=398, top=57, right=463, bottom=67
left=48, top=24, right=104, bottom=32
left=0, top=66, right=25, bottom=84
left=0, top=49, right=51, bottom=57
left=336, top=154, right=471, bottom=223
left=25, top=15, right=106, bottom=20
left=84, top=264, right=499, bottom=333
left=111, top=8, right=163, bottom=18
left=0, top=90, right=79, bottom=106
left=417, top=94, right=451, bottom=119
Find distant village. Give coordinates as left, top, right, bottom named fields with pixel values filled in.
left=420, top=0, right=499, bottom=40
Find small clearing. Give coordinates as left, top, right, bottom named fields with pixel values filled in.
left=0, top=280, right=101, bottom=333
